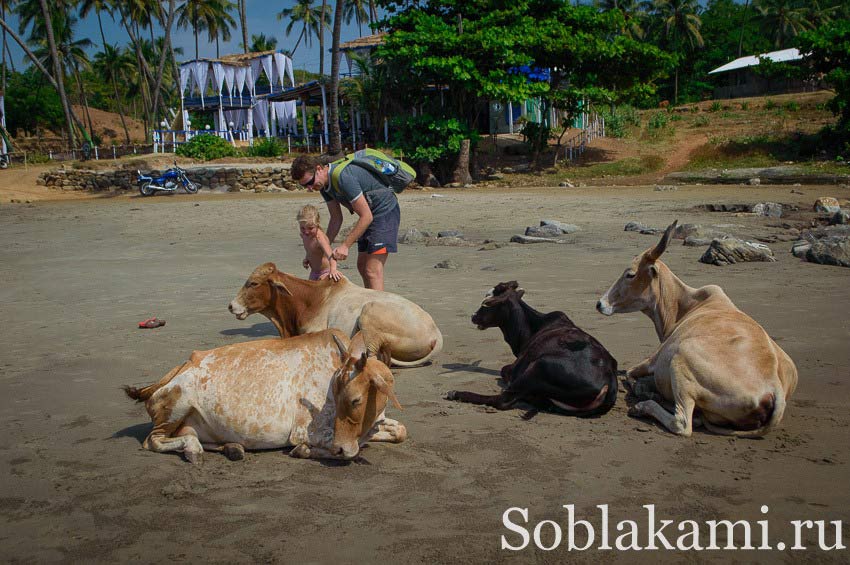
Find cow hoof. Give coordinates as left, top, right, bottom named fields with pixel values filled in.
left=222, top=443, right=245, bottom=461
left=445, top=390, right=458, bottom=401
left=290, top=444, right=311, bottom=459
left=184, top=450, right=203, bottom=464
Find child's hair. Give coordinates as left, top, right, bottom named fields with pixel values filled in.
left=296, top=204, right=320, bottom=226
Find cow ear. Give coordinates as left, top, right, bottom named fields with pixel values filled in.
left=355, top=351, right=368, bottom=371
left=515, top=287, right=525, bottom=299
left=371, top=374, right=402, bottom=410
left=270, top=274, right=293, bottom=296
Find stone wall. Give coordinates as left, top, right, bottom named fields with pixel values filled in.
left=38, top=165, right=303, bottom=194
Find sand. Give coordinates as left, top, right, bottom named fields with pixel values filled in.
left=1, top=181, right=849, bottom=562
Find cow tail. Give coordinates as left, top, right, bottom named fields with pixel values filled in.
left=123, top=362, right=187, bottom=403
left=702, top=388, right=786, bottom=438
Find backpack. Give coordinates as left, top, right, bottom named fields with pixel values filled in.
left=329, top=149, right=416, bottom=195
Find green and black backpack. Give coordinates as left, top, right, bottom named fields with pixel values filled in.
left=329, top=149, right=416, bottom=195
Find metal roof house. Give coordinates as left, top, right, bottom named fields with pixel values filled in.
left=708, top=48, right=817, bottom=99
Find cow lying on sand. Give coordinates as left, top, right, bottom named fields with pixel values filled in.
left=124, top=330, right=406, bottom=462
left=228, top=263, right=443, bottom=367
left=597, top=221, right=798, bottom=437
left=446, top=282, right=618, bottom=419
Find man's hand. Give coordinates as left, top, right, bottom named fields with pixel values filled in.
left=332, top=244, right=350, bottom=261
left=321, top=268, right=342, bottom=282
left=302, top=257, right=310, bottom=269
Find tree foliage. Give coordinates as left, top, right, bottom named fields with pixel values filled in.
left=796, top=19, right=850, bottom=128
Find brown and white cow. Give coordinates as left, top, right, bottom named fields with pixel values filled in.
left=228, top=262, right=443, bottom=367
left=124, top=330, right=406, bottom=462
left=596, top=221, right=798, bottom=437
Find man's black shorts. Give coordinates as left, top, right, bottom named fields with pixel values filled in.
left=357, top=203, right=400, bottom=254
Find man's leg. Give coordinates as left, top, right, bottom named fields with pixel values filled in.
left=358, top=251, right=388, bottom=290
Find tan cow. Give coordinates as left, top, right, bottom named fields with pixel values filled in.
left=596, top=221, right=798, bottom=437
left=228, top=262, right=443, bottom=367
left=124, top=330, right=406, bottom=462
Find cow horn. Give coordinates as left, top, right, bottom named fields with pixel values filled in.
left=332, top=334, right=348, bottom=361
left=647, top=220, right=677, bottom=262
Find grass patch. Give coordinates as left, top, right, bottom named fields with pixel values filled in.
left=569, top=154, right=665, bottom=178
left=684, top=130, right=850, bottom=170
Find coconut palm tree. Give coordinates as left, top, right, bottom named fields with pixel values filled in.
left=343, top=0, right=369, bottom=37
left=329, top=0, right=343, bottom=155
left=93, top=43, right=132, bottom=142
left=204, top=0, right=237, bottom=58
left=247, top=33, right=278, bottom=53
left=36, top=0, right=77, bottom=147
left=238, top=0, right=248, bottom=54
left=651, top=0, right=704, bottom=104
left=278, top=0, right=330, bottom=70
left=755, top=0, right=812, bottom=48
left=595, top=0, right=647, bottom=39
left=77, top=0, right=113, bottom=51
left=177, top=0, right=217, bottom=60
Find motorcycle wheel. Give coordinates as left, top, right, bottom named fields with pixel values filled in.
left=0, top=155, right=9, bottom=169
left=139, top=182, right=156, bottom=197
left=183, top=179, right=199, bottom=194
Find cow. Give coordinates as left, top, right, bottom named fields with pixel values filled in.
left=446, top=281, right=618, bottom=419
left=124, top=330, right=406, bottom=462
left=228, top=262, right=443, bottom=367
left=596, top=221, right=798, bottom=437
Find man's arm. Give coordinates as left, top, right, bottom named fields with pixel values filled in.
left=332, top=196, right=373, bottom=261
left=325, top=200, right=343, bottom=243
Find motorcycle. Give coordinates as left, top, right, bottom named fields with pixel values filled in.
left=137, top=162, right=199, bottom=196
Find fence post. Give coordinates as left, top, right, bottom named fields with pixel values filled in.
left=133, top=145, right=137, bottom=154
left=112, top=146, right=117, bottom=159
left=49, top=150, right=53, bottom=160
left=287, top=135, right=291, bottom=154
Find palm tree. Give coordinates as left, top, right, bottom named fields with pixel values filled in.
left=652, top=0, right=704, bottom=104
left=94, top=43, right=132, bottom=142
left=237, top=0, right=248, bottom=54
left=176, top=0, right=217, bottom=60
left=77, top=0, right=113, bottom=51
left=36, top=0, right=77, bottom=148
left=204, top=0, right=237, bottom=58
left=329, top=0, right=343, bottom=155
left=343, top=0, right=368, bottom=37
left=755, top=0, right=812, bottom=49
left=595, top=0, right=647, bottom=39
left=248, top=33, right=278, bottom=53
left=277, top=0, right=330, bottom=70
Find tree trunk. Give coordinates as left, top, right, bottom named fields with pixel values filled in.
left=451, top=139, right=472, bottom=185
left=39, top=0, right=77, bottom=149
left=329, top=0, right=344, bottom=156
left=319, top=0, right=327, bottom=76
left=74, top=66, right=95, bottom=140
left=151, top=0, right=176, bottom=129
left=368, top=0, right=378, bottom=28
left=674, top=67, right=679, bottom=105
left=239, top=0, right=248, bottom=54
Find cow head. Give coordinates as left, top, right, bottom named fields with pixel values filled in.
left=331, top=334, right=401, bottom=460
left=228, top=262, right=292, bottom=320
left=471, top=281, right=524, bottom=329
left=597, top=220, right=677, bottom=316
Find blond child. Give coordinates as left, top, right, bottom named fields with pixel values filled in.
left=297, top=205, right=341, bottom=281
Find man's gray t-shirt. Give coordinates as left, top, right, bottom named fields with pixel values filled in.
left=321, top=163, right=398, bottom=217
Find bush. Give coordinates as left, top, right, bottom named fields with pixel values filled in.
left=783, top=101, right=800, bottom=112
left=175, top=133, right=238, bottom=161
left=740, top=102, right=750, bottom=111
left=694, top=115, right=710, bottom=127
left=647, top=111, right=670, bottom=130
left=601, top=105, right=640, bottom=138
left=245, top=137, right=284, bottom=158
left=708, top=101, right=722, bottom=113
left=519, top=121, right=552, bottom=153
left=764, top=99, right=778, bottom=110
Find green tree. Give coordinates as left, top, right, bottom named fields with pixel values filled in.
left=204, top=0, right=237, bottom=58
left=277, top=0, right=331, bottom=67
left=237, top=0, right=248, bottom=53
left=650, top=0, right=704, bottom=104
left=93, top=43, right=133, bottom=142
left=595, top=0, right=647, bottom=39
left=5, top=67, right=64, bottom=135
left=177, top=0, right=218, bottom=59
left=796, top=20, right=850, bottom=129
left=247, top=33, right=278, bottom=52
left=344, top=0, right=369, bottom=37
left=755, top=0, right=812, bottom=49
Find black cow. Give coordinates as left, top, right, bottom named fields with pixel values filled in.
left=446, top=281, right=618, bottom=419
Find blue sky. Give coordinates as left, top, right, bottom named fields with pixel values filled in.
left=2, top=0, right=377, bottom=75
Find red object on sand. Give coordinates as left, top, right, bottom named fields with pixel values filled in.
left=138, top=317, right=166, bottom=329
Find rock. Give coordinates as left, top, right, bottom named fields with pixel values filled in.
left=510, top=235, right=573, bottom=244
left=673, top=223, right=726, bottom=240
left=239, top=188, right=255, bottom=193
left=750, top=202, right=783, bottom=218
left=501, top=167, right=514, bottom=174
left=540, top=220, right=581, bottom=234
left=683, top=236, right=715, bottom=247
left=829, top=211, right=850, bottom=225
left=444, top=182, right=464, bottom=188
left=431, top=194, right=445, bottom=199
left=558, top=181, right=574, bottom=188
left=426, top=237, right=469, bottom=247
left=512, top=163, right=531, bottom=172
left=481, top=265, right=498, bottom=271
left=434, top=260, right=459, bottom=269
left=525, top=224, right=563, bottom=238
left=748, top=178, right=761, bottom=186
left=805, top=236, right=850, bottom=268
left=263, top=183, right=284, bottom=193
left=438, top=230, right=463, bottom=238
left=624, top=221, right=661, bottom=235
left=654, top=185, right=678, bottom=192
left=814, top=197, right=841, bottom=214
left=699, top=238, right=776, bottom=265
left=791, top=240, right=811, bottom=258
left=478, top=242, right=507, bottom=251
left=399, top=227, right=427, bottom=244
left=486, top=173, right=505, bottom=181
